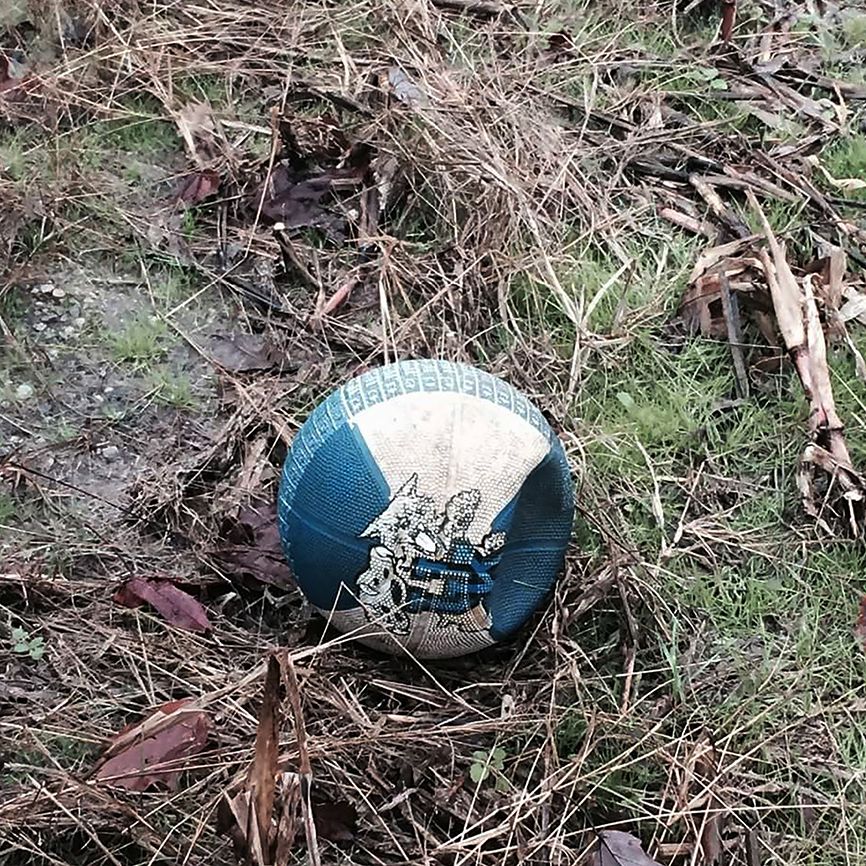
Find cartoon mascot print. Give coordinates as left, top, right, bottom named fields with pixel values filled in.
left=356, top=474, right=506, bottom=636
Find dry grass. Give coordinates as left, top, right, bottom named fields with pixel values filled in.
left=2, top=1, right=866, bottom=865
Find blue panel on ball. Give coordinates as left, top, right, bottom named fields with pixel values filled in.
left=487, top=440, right=574, bottom=641
left=279, top=418, right=391, bottom=612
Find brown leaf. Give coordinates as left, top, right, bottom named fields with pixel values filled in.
left=207, top=332, right=280, bottom=373
left=688, top=236, right=758, bottom=285
left=695, top=742, right=725, bottom=865
left=313, top=800, right=357, bottom=842
left=214, top=501, right=295, bottom=590
left=260, top=172, right=334, bottom=226
left=250, top=655, right=283, bottom=858
left=309, top=274, right=360, bottom=330
left=176, top=169, right=221, bottom=205
left=0, top=54, right=26, bottom=95
left=679, top=273, right=725, bottom=337
left=94, top=699, right=211, bottom=792
left=679, top=252, right=769, bottom=339
left=256, top=162, right=367, bottom=230
left=274, top=774, right=303, bottom=865
left=218, top=656, right=286, bottom=866
left=114, top=577, right=211, bottom=633
left=591, top=830, right=662, bottom=866
left=174, top=101, right=218, bottom=165
left=720, top=0, right=736, bottom=43
left=219, top=789, right=268, bottom=866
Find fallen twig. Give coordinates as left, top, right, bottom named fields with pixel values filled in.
left=690, top=175, right=751, bottom=240
left=719, top=271, right=749, bottom=398
left=282, top=652, right=321, bottom=866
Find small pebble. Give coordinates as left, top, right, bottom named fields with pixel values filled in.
left=15, top=383, right=34, bottom=400
left=52, top=287, right=66, bottom=299
left=37, top=283, right=54, bottom=294
left=33, top=322, right=47, bottom=332
left=104, top=386, right=114, bottom=394
left=68, top=304, right=81, bottom=318
left=102, top=444, right=120, bottom=460
left=73, top=317, right=86, bottom=327
left=61, top=326, right=74, bottom=337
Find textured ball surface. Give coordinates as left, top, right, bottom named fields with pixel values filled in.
left=277, top=359, right=574, bottom=659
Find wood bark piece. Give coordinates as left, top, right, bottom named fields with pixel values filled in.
left=719, top=270, right=750, bottom=397
left=689, top=175, right=752, bottom=240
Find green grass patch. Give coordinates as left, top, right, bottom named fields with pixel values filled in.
left=106, top=314, right=170, bottom=365
left=101, top=95, right=179, bottom=157
left=821, top=134, right=866, bottom=201
left=0, top=491, right=17, bottom=524
left=529, top=197, right=866, bottom=856
left=146, top=367, right=197, bottom=410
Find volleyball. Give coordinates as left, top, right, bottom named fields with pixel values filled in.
left=277, top=359, right=574, bottom=659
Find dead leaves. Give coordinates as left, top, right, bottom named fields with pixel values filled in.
left=258, top=162, right=367, bottom=231
left=676, top=189, right=866, bottom=538
left=591, top=830, right=661, bottom=866
left=680, top=239, right=767, bottom=340
left=213, top=501, right=295, bottom=590
left=220, top=655, right=283, bottom=864
left=218, top=652, right=356, bottom=865
left=747, top=192, right=866, bottom=534
left=720, top=0, right=736, bottom=43
left=145, top=102, right=224, bottom=259
left=0, top=54, right=25, bottom=95
left=173, top=101, right=224, bottom=167
left=147, top=170, right=221, bottom=262
left=207, top=332, right=281, bottom=373
left=93, top=699, right=211, bottom=792
left=114, top=577, right=211, bottom=633
left=175, top=169, right=221, bottom=206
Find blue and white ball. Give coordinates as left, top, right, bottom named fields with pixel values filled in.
left=277, top=359, right=574, bottom=659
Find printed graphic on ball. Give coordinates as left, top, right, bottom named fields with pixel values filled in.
left=277, top=360, right=574, bottom=659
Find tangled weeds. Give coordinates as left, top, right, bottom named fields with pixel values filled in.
left=3, top=1, right=866, bottom=865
